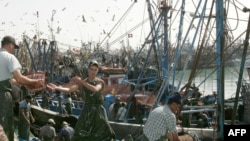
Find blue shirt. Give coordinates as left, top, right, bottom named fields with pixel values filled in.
left=58, top=125, right=74, bottom=141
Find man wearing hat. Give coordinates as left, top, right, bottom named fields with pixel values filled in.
left=39, top=118, right=56, bottom=141
left=137, top=92, right=182, bottom=141
left=57, top=121, right=74, bottom=141
left=0, top=35, right=45, bottom=140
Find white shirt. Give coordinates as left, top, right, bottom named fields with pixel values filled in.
left=0, top=48, right=21, bottom=81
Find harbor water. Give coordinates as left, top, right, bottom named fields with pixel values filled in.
left=174, top=66, right=249, bottom=99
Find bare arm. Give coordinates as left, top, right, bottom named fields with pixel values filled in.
left=79, top=80, right=103, bottom=92
left=71, top=76, right=104, bottom=92
left=12, top=70, right=38, bottom=85
left=167, top=132, right=180, bottom=141
left=47, top=83, right=79, bottom=93
left=12, top=70, right=45, bottom=92
left=29, top=111, right=35, bottom=123
left=20, top=109, right=30, bottom=124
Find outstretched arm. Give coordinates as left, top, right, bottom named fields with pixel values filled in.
left=12, top=70, right=44, bottom=89
left=12, top=70, right=46, bottom=93
left=71, top=76, right=103, bottom=92
left=47, top=83, right=79, bottom=93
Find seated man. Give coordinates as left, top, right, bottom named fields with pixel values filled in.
left=137, top=92, right=182, bottom=141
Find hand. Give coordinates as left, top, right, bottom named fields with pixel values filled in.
left=25, top=79, right=45, bottom=91
left=37, top=79, right=45, bottom=88
left=26, top=119, right=31, bottom=125
left=71, top=76, right=82, bottom=83
left=11, top=78, right=20, bottom=86
left=31, top=117, right=35, bottom=123
left=47, top=83, right=58, bottom=91
left=167, top=132, right=174, bottom=141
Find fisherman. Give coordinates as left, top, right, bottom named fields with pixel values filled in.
left=136, top=92, right=182, bottom=141
left=18, top=94, right=35, bottom=140
left=39, top=118, right=57, bottom=141
left=110, top=97, right=121, bottom=121
left=41, top=91, right=50, bottom=109
left=197, top=112, right=210, bottom=128
left=0, top=35, right=44, bottom=141
left=63, top=93, right=72, bottom=115
left=57, top=121, right=74, bottom=141
left=115, top=102, right=127, bottom=122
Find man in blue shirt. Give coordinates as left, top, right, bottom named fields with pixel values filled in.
left=18, top=95, right=35, bottom=140
left=57, top=121, right=74, bottom=141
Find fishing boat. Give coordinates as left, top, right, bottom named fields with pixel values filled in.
left=11, top=0, right=250, bottom=140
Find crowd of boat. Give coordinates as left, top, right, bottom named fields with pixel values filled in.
left=9, top=0, right=250, bottom=140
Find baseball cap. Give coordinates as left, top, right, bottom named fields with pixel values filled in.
left=1, top=36, right=20, bottom=49
left=62, top=121, right=70, bottom=125
left=88, top=60, right=99, bottom=68
left=48, top=118, right=55, bottom=124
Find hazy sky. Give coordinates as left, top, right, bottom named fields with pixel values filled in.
left=0, top=0, right=249, bottom=51
left=0, top=0, right=148, bottom=50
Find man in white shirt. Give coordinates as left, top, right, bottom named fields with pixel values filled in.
left=0, top=36, right=44, bottom=141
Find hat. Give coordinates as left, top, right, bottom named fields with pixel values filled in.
left=62, top=121, right=69, bottom=125
left=88, top=60, right=99, bottom=68
left=48, top=118, right=55, bottom=124
left=1, top=36, right=20, bottom=49
left=168, top=92, right=182, bottom=105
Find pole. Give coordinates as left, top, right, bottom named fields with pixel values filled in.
left=215, top=0, right=224, bottom=140
left=231, top=7, right=250, bottom=124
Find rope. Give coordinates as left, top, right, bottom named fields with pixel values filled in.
left=99, top=2, right=136, bottom=48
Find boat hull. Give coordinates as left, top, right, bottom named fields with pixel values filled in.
left=30, top=105, right=78, bottom=136
left=109, top=121, right=215, bottom=140
left=30, top=104, right=215, bottom=140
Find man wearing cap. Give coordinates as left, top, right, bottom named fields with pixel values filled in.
left=137, top=92, right=182, bottom=141
left=47, top=60, right=116, bottom=141
left=57, top=121, right=74, bottom=141
left=39, top=118, right=56, bottom=141
left=0, top=35, right=44, bottom=141
left=18, top=95, right=35, bottom=140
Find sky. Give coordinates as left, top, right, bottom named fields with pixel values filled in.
left=0, top=0, right=249, bottom=51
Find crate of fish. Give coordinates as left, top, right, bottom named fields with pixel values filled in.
left=25, top=71, right=46, bottom=92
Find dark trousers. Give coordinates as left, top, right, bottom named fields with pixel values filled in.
left=0, top=79, right=14, bottom=141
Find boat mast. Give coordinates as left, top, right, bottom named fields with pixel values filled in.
left=231, top=7, right=250, bottom=124
left=216, top=0, right=225, bottom=140
left=162, top=0, right=171, bottom=77
left=154, top=1, right=173, bottom=105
